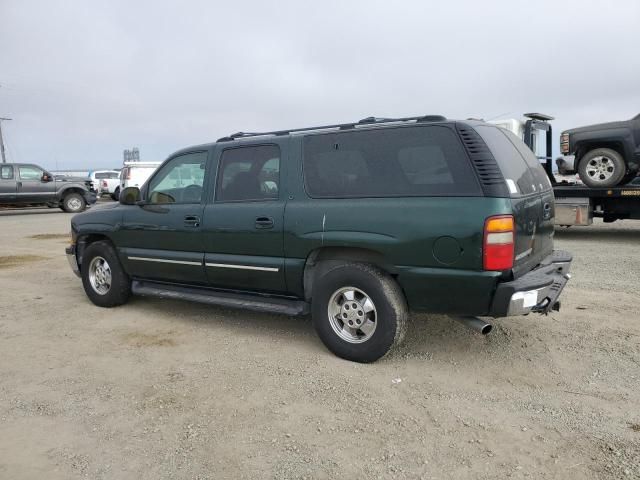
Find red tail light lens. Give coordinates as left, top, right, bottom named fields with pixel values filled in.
left=124, top=167, right=131, bottom=180
left=101, top=180, right=107, bottom=187
left=483, top=215, right=514, bottom=271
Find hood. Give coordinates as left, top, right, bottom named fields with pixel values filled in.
left=564, top=115, right=638, bottom=135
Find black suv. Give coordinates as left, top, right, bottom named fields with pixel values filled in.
left=66, top=115, right=572, bottom=362
left=0, top=163, right=96, bottom=212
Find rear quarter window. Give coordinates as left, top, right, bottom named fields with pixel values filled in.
left=303, top=125, right=481, bottom=198
left=475, top=125, right=550, bottom=196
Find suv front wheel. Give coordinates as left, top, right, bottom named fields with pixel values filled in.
left=312, top=263, right=407, bottom=363
left=81, top=241, right=131, bottom=307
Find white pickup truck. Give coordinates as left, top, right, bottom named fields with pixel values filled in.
left=89, top=170, right=121, bottom=199
left=119, top=161, right=162, bottom=196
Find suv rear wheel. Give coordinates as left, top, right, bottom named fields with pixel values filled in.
left=62, top=192, right=86, bottom=213
left=311, top=263, right=407, bottom=363
left=578, top=148, right=626, bottom=187
left=81, top=241, right=131, bottom=307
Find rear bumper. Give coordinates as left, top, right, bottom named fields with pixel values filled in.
left=490, top=250, right=572, bottom=317
left=65, top=245, right=81, bottom=277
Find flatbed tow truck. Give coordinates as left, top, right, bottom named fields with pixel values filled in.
left=494, top=113, right=640, bottom=226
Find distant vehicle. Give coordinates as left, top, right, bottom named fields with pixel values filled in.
left=66, top=115, right=572, bottom=363
left=559, top=114, right=640, bottom=187
left=89, top=170, right=120, bottom=199
left=0, top=163, right=96, bottom=212
left=119, top=161, right=161, bottom=195
left=494, top=114, right=640, bottom=225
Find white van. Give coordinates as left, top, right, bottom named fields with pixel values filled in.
left=119, top=161, right=162, bottom=194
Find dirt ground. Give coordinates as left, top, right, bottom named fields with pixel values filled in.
left=0, top=208, right=639, bottom=480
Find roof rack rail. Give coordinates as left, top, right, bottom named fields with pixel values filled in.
left=216, top=114, right=447, bottom=142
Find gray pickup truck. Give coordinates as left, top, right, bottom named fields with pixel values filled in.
left=0, top=163, right=96, bottom=212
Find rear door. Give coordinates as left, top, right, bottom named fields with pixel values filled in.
left=0, top=164, right=17, bottom=202
left=475, top=125, right=554, bottom=277
left=200, top=142, right=287, bottom=293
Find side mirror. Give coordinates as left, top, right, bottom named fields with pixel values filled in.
left=119, top=186, right=141, bottom=205
left=41, top=172, right=53, bottom=182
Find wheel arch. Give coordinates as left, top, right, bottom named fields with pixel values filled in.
left=76, top=233, right=116, bottom=271
left=302, top=246, right=398, bottom=301
left=575, top=141, right=626, bottom=166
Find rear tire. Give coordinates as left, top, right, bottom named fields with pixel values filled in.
left=311, top=263, right=407, bottom=363
left=111, top=187, right=120, bottom=201
left=81, top=241, right=131, bottom=307
left=578, top=148, right=626, bottom=187
left=62, top=192, right=86, bottom=213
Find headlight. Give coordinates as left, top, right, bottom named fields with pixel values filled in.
left=560, top=133, right=570, bottom=154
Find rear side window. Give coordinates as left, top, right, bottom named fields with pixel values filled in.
left=303, top=125, right=481, bottom=198
left=216, top=145, right=280, bottom=202
left=475, top=125, right=551, bottom=196
left=0, top=165, right=13, bottom=179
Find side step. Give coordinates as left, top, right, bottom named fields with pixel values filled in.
left=131, top=280, right=309, bottom=316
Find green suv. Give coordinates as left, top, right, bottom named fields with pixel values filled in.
left=66, top=115, right=572, bottom=362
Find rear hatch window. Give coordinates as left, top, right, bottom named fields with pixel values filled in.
left=474, top=125, right=552, bottom=196
left=303, top=125, right=482, bottom=198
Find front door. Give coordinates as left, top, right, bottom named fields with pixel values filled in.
left=117, top=151, right=210, bottom=285
left=201, top=143, right=287, bottom=293
left=0, top=164, right=17, bottom=203
left=16, top=164, right=55, bottom=203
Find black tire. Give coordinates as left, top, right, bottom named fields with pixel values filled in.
left=311, top=263, right=408, bottom=363
left=62, top=192, right=87, bottom=213
left=111, top=187, right=120, bottom=201
left=81, top=240, right=131, bottom=307
left=578, top=148, right=626, bottom=187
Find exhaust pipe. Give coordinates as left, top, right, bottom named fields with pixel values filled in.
left=454, top=316, right=493, bottom=335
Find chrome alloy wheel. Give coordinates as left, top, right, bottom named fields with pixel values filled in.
left=88, top=256, right=112, bottom=295
left=328, top=287, right=377, bottom=344
left=67, top=196, right=83, bottom=211
left=585, top=155, right=616, bottom=183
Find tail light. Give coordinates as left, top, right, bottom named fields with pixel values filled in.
left=483, top=215, right=514, bottom=271
left=123, top=167, right=131, bottom=180
left=560, top=133, right=570, bottom=154
left=101, top=180, right=108, bottom=187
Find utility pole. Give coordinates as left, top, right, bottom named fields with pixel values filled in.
left=0, top=117, right=12, bottom=163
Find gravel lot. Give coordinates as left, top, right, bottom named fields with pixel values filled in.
left=0, top=208, right=639, bottom=479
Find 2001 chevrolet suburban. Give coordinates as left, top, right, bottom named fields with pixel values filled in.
left=66, top=115, right=572, bottom=362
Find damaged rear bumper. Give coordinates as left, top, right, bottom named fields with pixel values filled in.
left=490, top=250, right=572, bottom=317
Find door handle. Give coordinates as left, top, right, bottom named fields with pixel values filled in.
left=184, top=215, right=200, bottom=228
left=16, top=181, right=22, bottom=189
left=255, top=216, right=274, bottom=229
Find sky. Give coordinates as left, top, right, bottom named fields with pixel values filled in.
left=1, top=0, right=639, bottom=171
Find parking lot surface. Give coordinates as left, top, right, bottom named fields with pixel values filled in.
left=0, top=209, right=639, bottom=479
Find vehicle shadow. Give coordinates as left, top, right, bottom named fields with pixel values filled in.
left=126, top=296, right=508, bottom=362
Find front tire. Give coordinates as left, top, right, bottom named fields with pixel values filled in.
left=578, top=148, right=626, bottom=187
left=311, top=263, right=407, bottom=363
left=81, top=241, right=131, bottom=307
left=62, top=192, right=86, bottom=213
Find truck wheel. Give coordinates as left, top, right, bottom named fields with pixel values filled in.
left=578, top=148, right=626, bottom=187
left=111, top=187, right=120, bottom=201
left=81, top=241, right=131, bottom=307
left=62, top=193, right=86, bottom=213
left=311, top=263, right=408, bottom=363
